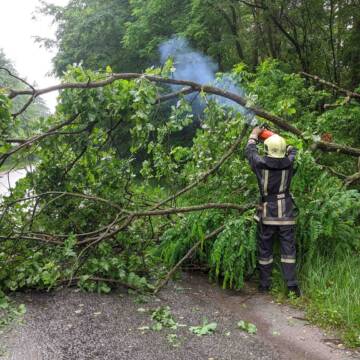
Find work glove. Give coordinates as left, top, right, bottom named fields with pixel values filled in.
left=249, top=126, right=262, bottom=141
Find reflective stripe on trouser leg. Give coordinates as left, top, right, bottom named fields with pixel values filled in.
left=259, top=257, right=273, bottom=265
left=257, top=223, right=276, bottom=288
left=279, top=225, right=298, bottom=287
left=281, top=255, right=296, bottom=263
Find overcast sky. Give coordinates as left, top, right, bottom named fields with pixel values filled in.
left=0, top=0, right=69, bottom=111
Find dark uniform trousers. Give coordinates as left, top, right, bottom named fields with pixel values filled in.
left=257, top=223, right=297, bottom=287
left=245, top=141, right=298, bottom=287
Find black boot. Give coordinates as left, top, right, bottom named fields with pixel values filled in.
left=258, top=285, right=270, bottom=293
left=288, top=285, right=301, bottom=297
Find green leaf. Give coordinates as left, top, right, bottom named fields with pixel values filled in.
left=189, top=321, right=217, bottom=336
left=150, top=322, right=163, bottom=331
left=237, top=320, right=257, bottom=334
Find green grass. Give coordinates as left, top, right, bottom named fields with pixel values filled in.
left=270, top=253, right=360, bottom=347
left=301, top=254, right=360, bottom=347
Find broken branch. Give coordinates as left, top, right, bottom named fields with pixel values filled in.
left=300, top=72, right=360, bottom=101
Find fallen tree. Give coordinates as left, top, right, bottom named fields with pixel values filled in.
left=0, top=61, right=358, bottom=298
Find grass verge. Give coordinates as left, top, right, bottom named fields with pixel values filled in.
left=272, top=253, right=360, bottom=348
left=301, top=254, right=360, bottom=348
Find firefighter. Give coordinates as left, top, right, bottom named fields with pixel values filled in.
left=245, top=126, right=301, bottom=297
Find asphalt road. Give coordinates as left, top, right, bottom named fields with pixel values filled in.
left=0, top=274, right=358, bottom=360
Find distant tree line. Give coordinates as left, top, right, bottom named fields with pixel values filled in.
left=39, top=0, right=360, bottom=88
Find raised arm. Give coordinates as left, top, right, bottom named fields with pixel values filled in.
left=245, top=127, right=263, bottom=169
left=286, top=145, right=298, bottom=163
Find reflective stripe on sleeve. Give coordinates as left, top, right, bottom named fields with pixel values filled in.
left=263, top=202, right=268, bottom=218
left=263, top=169, right=269, bottom=196
left=279, top=170, right=286, bottom=192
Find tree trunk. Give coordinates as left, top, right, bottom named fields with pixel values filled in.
left=229, top=2, right=245, bottom=59
left=329, top=0, right=339, bottom=83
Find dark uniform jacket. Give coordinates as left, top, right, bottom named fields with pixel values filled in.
left=245, top=142, right=297, bottom=225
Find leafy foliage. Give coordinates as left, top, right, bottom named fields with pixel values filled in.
left=40, top=0, right=360, bottom=87
left=0, top=59, right=359, bottom=346
left=189, top=320, right=217, bottom=336
left=0, top=292, right=26, bottom=329
left=237, top=320, right=257, bottom=334
left=38, top=0, right=138, bottom=75
left=150, top=306, right=178, bottom=331
left=0, top=50, right=49, bottom=134
left=210, top=217, right=257, bottom=289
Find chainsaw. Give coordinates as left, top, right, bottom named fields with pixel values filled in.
left=258, top=123, right=275, bottom=141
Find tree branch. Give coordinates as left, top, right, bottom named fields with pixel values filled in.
left=300, top=72, right=360, bottom=100
left=11, top=94, right=36, bottom=118
left=345, top=172, right=360, bottom=186
left=149, top=125, right=250, bottom=211
left=0, top=67, right=35, bottom=91
left=3, top=189, right=253, bottom=245
left=0, top=112, right=81, bottom=167
left=135, top=203, right=254, bottom=217
left=2, top=190, right=124, bottom=213
left=76, top=202, right=254, bottom=245
left=156, top=87, right=196, bottom=103
left=5, top=73, right=360, bottom=156
left=314, top=140, right=360, bottom=157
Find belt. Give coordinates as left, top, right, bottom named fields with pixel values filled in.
left=261, top=192, right=291, bottom=202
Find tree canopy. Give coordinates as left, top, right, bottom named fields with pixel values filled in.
left=39, top=0, right=360, bottom=87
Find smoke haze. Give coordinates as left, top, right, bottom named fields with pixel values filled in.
left=159, top=37, right=217, bottom=87
left=159, top=36, right=255, bottom=123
